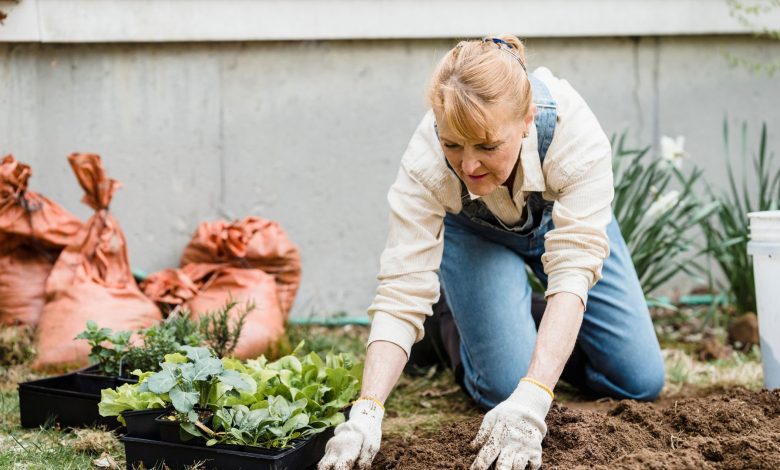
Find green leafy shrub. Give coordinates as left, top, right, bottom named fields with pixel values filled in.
left=699, top=121, right=780, bottom=314
left=612, top=133, right=717, bottom=296
left=75, top=321, right=178, bottom=377
left=194, top=344, right=360, bottom=448
left=165, top=309, right=206, bottom=348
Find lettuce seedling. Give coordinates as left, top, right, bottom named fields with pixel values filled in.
left=98, top=370, right=169, bottom=424
left=143, top=346, right=252, bottom=422
left=189, top=344, right=361, bottom=449
left=99, top=341, right=362, bottom=450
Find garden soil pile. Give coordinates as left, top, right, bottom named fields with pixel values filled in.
left=373, top=388, right=780, bottom=469
left=0, top=155, right=82, bottom=327
left=32, top=153, right=162, bottom=370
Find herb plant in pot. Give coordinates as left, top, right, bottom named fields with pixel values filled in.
left=74, top=312, right=207, bottom=395
left=74, top=321, right=135, bottom=394
left=145, top=346, right=253, bottom=444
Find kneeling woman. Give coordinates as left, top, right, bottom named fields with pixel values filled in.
left=319, top=34, right=664, bottom=470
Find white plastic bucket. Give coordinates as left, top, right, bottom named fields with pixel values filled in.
left=747, top=210, right=780, bottom=389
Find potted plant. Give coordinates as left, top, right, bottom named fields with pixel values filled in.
left=120, top=343, right=362, bottom=469
left=98, top=369, right=172, bottom=439
left=17, top=308, right=211, bottom=429
left=144, top=345, right=253, bottom=444
left=74, top=321, right=136, bottom=394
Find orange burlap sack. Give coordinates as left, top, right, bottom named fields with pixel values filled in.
left=0, top=155, right=83, bottom=326
left=180, top=216, right=301, bottom=318
left=32, top=153, right=162, bottom=371
left=140, top=266, right=200, bottom=308
left=142, top=262, right=284, bottom=359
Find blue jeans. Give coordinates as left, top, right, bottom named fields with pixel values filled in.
left=439, top=209, right=665, bottom=410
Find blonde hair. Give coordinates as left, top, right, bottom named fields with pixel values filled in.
left=427, top=34, right=531, bottom=142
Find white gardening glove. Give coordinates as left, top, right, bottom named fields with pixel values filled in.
left=470, top=379, right=553, bottom=470
left=318, top=398, right=384, bottom=470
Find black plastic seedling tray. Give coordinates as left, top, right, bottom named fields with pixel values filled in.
left=18, top=372, right=122, bottom=429
left=155, top=409, right=212, bottom=445
left=122, top=407, right=171, bottom=440
left=122, top=427, right=335, bottom=470
left=76, top=364, right=139, bottom=395
left=76, top=369, right=121, bottom=396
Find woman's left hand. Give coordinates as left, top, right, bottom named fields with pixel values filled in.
left=469, top=379, right=553, bottom=470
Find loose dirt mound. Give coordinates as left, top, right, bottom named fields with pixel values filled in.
left=373, top=388, right=780, bottom=469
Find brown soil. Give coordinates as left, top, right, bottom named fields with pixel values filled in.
left=373, top=388, right=780, bottom=469
left=728, top=313, right=759, bottom=350
left=697, top=336, right=734, bottom=361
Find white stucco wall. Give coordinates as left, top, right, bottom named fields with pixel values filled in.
left=1, top=2, right=779, bottom=319
left=3, top=0, right=779, bottom=42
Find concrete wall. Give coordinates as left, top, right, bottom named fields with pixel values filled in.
left=3, top=0, right=778, bottom=42
left=1, top=36, right=779, bottom=318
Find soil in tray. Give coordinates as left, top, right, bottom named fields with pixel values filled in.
left=156, top=409, right=214, bottom=444
left=372, top=388, right=780, bottom=469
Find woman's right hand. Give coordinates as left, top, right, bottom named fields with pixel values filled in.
left=318, top=398, right=385, bottom=470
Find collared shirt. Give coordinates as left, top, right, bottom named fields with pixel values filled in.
left=366, top=67, right=615, bottom=358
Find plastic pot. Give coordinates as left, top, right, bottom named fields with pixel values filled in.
left=75, top=364, right=139, bottom=395
left=122, top=406, right=171, bottom=439
left=155, top=409, right=213, bottom=445
left=122, top=426, right=335, bottom=470
left=75, top=370, right=118, bottom=396
left=748, top=210, right=780, bottom=389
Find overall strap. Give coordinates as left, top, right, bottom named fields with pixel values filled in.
left=528, top=73, right=557, bottom=165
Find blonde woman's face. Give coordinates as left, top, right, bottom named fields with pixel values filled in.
left=434, top=102, right=534, bottom=197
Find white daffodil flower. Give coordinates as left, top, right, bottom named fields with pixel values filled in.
left=660, top=136, right=686, bottom=170
left=645, top=190, right=680, bottom=222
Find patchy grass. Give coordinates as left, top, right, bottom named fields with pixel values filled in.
left=69, top=428, right=122, bottom=455
left=0, top=325, right=36, bottom=357
left=650, top=304, right=764, bottom=396
left=0, top=325, right=36, bottom=367
left=0, top=322, right=768, bottom=467
left=652, top=304, right=735, bottom=347
left=280, top=323, right=368, bottom=360
left=0, top=391, right=120, bottom=469
left=663, top=346, right=763, bottom=396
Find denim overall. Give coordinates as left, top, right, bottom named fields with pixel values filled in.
left=438, top=75, right=665, bottom=410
